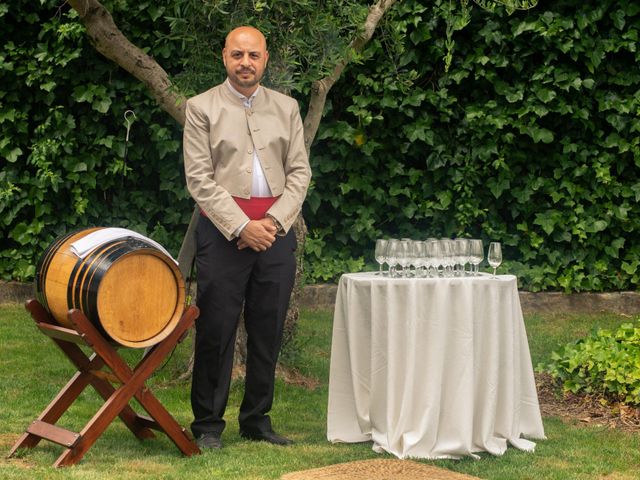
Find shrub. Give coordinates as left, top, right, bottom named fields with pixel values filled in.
left=539, top=321, right=640, bottom=405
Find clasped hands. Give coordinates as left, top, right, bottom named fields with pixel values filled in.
left=237, top=218, right=278, bottom=251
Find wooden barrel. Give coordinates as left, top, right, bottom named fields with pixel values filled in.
left=35, top=228, right=185, bottom=348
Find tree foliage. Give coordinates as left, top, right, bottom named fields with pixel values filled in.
left=0, top=1, right=191, bottom=281
left=166, top=0, right=369, bottom=97
left=1, top=0, right=639, bottom=293
left=305, top=0, right=640, bottom=291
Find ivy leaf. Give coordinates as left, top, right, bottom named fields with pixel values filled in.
left=610, top=9, right=626, bottom=30
left=148, top=5, right=164, bottom=21
left=585, top=219, right=608, bottom=233
left=9, top=222, right=30, bottom=245
left=512, top=20, right=537, bottom=37
left=534, top=211, right=561, bottom=235
left=534, top=88, right=556, bottom=103
left=487, top=177, right=510, bottom=199
left=621, top=260, right=639, bottom=276
left=506, top=90, right=523, bottom=103
left=41, top=81, right=56, bottom=92
left=604, top=237, right=625, bottom=258
left=530, top=127, right=554, bottom=144
left=92, top=97, right=112, bottom=113
left=72, top=84, right=95, bottom=103
left=5, top=147, right=22, bottom=163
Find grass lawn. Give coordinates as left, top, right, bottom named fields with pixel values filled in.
left=0, top=302, right=639, bottom=479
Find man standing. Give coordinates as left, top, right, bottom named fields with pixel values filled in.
left=183, top=26, right=311, bottom=450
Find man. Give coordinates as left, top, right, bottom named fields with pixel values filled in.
left=182, top=26, right=311, bottom=450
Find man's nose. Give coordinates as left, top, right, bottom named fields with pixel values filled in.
left=241, top=53, right=251, bottom=65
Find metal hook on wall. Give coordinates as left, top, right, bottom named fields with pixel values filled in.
left=122, top=110, right=136, bottom=178
left=124, top=110, right=136, bottom=143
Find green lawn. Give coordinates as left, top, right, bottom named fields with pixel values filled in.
left=0, top=303, right=639, bottom=479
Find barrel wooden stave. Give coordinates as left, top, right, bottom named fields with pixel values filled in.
left=35, top=228, right=185, bottom=348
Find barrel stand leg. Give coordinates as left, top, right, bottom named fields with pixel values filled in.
left=8, top=300, right=200, bottom=467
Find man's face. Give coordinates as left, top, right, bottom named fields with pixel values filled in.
left=223, top=27, right=269, bottom=96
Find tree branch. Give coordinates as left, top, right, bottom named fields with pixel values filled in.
left=302, top=0, right=398, bottom=153
left=67, top=0, right=187, bottom=125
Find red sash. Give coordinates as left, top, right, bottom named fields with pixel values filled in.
left=200, top=196, right=279, bottom=220
left=232, top=196, right=279, bottom=220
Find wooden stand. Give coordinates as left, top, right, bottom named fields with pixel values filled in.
left=8, top=299, right=201, bottom=467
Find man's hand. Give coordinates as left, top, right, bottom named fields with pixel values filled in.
left=237, top=218, right=277, bottom=251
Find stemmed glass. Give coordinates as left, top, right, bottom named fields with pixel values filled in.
left=375, top=239, right=388, bottom=275
left=439, top=238, right=455, bottom=277
left=487, top=242, right=502, bottom=278
left=398, top=239, right=412, bottom=277
left=469, top=239, right=483, bottom=276
left=424, top=239, right=439, bottom=277
left=413, top=241, right=427, bottom=277
left=454, top=238, right=470, bottom=276
left=386, top=239, right=400, bottom=277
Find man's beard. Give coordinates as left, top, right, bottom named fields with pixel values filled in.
left=231, top=68, right=262, bottom=88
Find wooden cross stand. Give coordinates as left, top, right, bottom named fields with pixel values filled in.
left=8, top=299, right=201, bottom=467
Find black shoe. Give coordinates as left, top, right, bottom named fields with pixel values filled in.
left=196, top=433, right=222, bottom=450
left=239, top=429, right=293, bottom=446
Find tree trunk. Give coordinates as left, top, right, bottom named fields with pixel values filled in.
left=67, top=0, right=187, bottom=125
left=68, top=0, right=398, bottom=378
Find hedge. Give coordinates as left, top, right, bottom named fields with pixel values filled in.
left=1, top=0, right=638, bottom=291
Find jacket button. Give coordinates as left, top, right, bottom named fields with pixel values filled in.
left=248, top=148, right=253, bottom=154
left=246, top=168, right=252, bottom=173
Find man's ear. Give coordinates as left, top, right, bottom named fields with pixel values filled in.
left=222, top=48, right=227, bottom=67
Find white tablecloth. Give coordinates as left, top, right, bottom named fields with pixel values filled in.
left=327, top=272, right=545, bottom=459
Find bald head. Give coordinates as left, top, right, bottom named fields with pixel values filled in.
left=225, top=26, right=267, bottom=50
left=222, top=26, right=269, bottom=97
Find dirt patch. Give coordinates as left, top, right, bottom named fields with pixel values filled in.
left=536, top=372, right=640, bottom=432
left=228, top=364, right=320, bottom=390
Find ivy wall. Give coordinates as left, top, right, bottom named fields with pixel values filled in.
left=306, top=0, right=640, bottom=291
left=1, top=0, right=638, bottom=292
left=0, top=1, right=192, bottom=281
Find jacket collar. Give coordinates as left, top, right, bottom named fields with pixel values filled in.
left=223, top=78, right=262, bottom=107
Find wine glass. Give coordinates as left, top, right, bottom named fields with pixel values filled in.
left=469, top=239, right=484, bottom=276
left=413, top=240, right=427, bottom=277
left=487, top=242, right=502, bottom=278
left=398, top=239, right=412, bottom=277
left=424, top=239, right=439, bottom=277
left=439, top=238, right=455, bottom=277
left=386, top=239, right=400, bottom=277
left=454, top=238, right=470, bottom=276
left=375, top=239, right=388, bottom=275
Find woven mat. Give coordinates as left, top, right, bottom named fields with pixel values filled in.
left=280, top=459, right=481, bottom=480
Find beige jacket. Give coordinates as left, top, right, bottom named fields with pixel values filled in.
left=183, top=83, right=311, bottom=240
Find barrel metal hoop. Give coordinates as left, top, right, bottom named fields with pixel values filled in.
left=69, top=238, right=161, bottom=341
left=83, top=242, right=134, bottom=324
left=35, top=231, right=76, bottom=312
left=67, top=240, right=126, bottom=332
